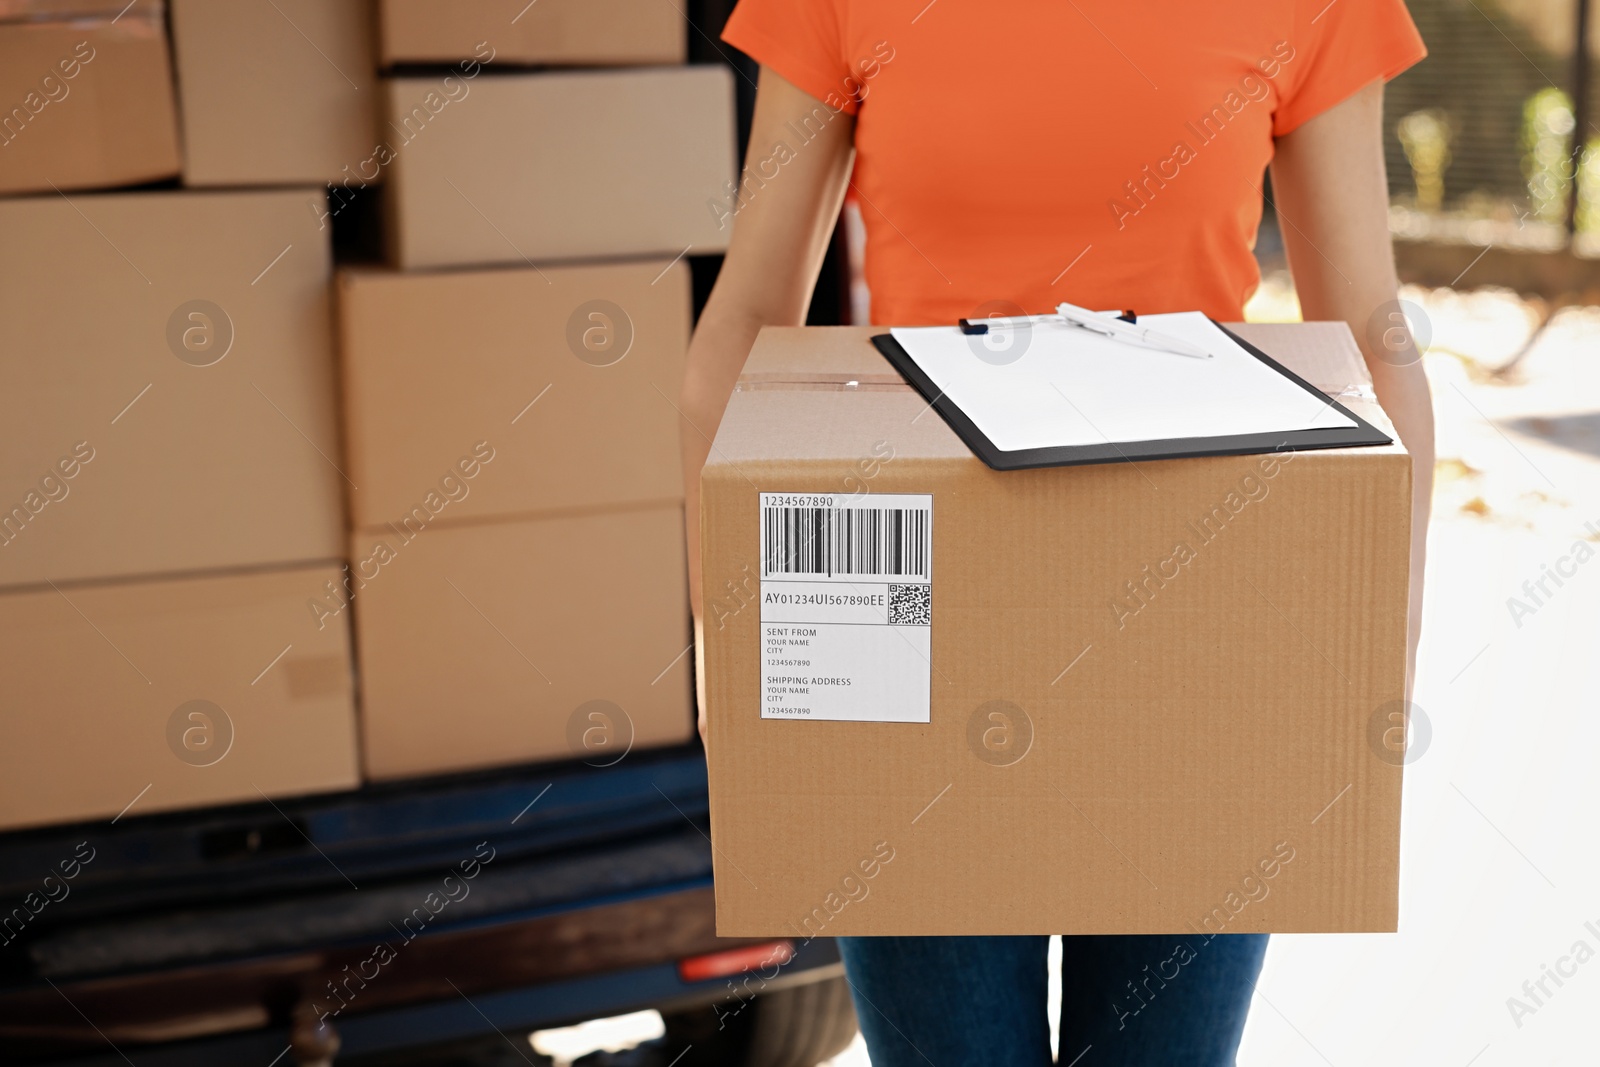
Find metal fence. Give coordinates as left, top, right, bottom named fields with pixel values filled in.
left=1385, top=0, right=1594, bottom=246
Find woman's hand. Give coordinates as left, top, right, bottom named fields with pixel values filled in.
left=1271, top=78, right=1436, bottom=701
left=680, top=68, right=856, bottom=743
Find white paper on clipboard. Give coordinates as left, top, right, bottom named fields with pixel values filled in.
left=889, top=312, right=1355, bottom=454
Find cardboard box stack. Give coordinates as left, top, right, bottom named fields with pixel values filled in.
left=0, top=1, right=372, bottom=831
left=2, top=0, right=736, bottom=827
left=337, top=262, right=699, bottom=779
left=701, top=324, right=1412, bottom=935
left=335, top=1, right=736, bottom=779
left=0, top=190, right=358, bottom=830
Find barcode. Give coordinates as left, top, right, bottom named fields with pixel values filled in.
left=762, top=505, right=931, bottom=579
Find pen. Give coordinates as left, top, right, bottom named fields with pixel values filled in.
left=959, top=303, right=1213, bottom=359
left=1055, top=301, right=1212, bottom=359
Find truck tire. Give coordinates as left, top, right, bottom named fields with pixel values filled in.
left=661, top=974, right=859, bottom=1067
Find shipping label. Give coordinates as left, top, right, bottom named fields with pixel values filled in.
left=758, top=493, right=932, bottom=722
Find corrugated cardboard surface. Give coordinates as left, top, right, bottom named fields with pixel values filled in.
left=0, top=190, right=345, bottom=587
left=337, top=260, right=690, bottom=529
left=382, top=66, right=736, bottom=269
left=0, top=13, right=180, bottom=195
left=702, top=324, right=1411, bottom=935
left=377, top=0, right=685, bottom=67
left=350, top=506, right=693, bottom=780
left=0, top=564, right=359, bottom=831
left=169, top=0, right=380, bottom=186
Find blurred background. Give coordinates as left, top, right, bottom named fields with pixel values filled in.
left=0, top=0, right=1596, bottom=1064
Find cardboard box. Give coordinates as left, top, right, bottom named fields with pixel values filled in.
left=0, top=564, right=359, bottom=831
left=701, top=323, right=1412, bottom=935
left=168, top=0, right=380, bottom=187
left=377, top=0, right=685, bottom=67
left=0, top=8, right=180, bottom=195
left=382, top=66, right=736, bottom=269
left=349, top=506, right=693, bottom=780
left=337, top=260, right=691, bottom=529
left=0, top=1, right=161, bottom=16
left=0, top=189, right=345, bottom=587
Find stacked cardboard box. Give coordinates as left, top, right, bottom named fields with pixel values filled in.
left=381, top=66, right=737, bottom=268
left=376, top=0, right=686, bottom=68
left=0, top=566, right=357, bottom=830
left=0, top=0, right=180, bottom=194
left=167, top=0, right=380, bottom=187
left=0, top=190, right=359, bottom=830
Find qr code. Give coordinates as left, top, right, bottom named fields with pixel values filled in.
left=888, top=583, right=932, bottom=626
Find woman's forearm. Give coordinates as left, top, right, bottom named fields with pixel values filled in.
left=675, top=67, right=856, bottom=623
left=1270, top=79, right=1435, bottom=695
left=680, top=303, right=767, bottom=620
left=675, top=69, right=856, bottom=740
left=1367, top=357, right=1433, bottom=695
left=680, top=303, right=770, bottom=737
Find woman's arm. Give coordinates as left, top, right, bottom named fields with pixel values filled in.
left=1270, top=79, right=1435, bottom=696
left=680, top=68, right=856, bottom=736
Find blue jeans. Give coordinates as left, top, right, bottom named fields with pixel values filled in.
left=838, top=933, right=1268, bottom=1066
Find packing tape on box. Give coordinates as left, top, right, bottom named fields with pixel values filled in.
left=1320, top=384, right=1397, bottom=440
left=735, top=370, right=1395, bottom=444
left=739, top=370, right=1376, bottom=402
left=735, top=372, right=914, bottom=392
left=1318, top=383, right=1378, bottom=401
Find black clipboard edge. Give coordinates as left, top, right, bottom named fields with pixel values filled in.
left=870, top=322, right=1393, bottom=472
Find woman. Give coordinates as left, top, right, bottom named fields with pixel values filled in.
left=680, top=1, right=1434, bottom=1063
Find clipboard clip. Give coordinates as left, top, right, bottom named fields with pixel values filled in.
left=958, top=302, right=1211, bottom=359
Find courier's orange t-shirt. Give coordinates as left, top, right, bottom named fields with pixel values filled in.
left=722, top=0, right=1425, bottom=324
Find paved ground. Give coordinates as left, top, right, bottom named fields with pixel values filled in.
left=1231, top=283, right=1600, bottom=1066
left=824, top=281, right=1600, bottom=1066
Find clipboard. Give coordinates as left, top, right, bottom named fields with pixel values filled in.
left=870, top=322, right=1392, bottom=472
